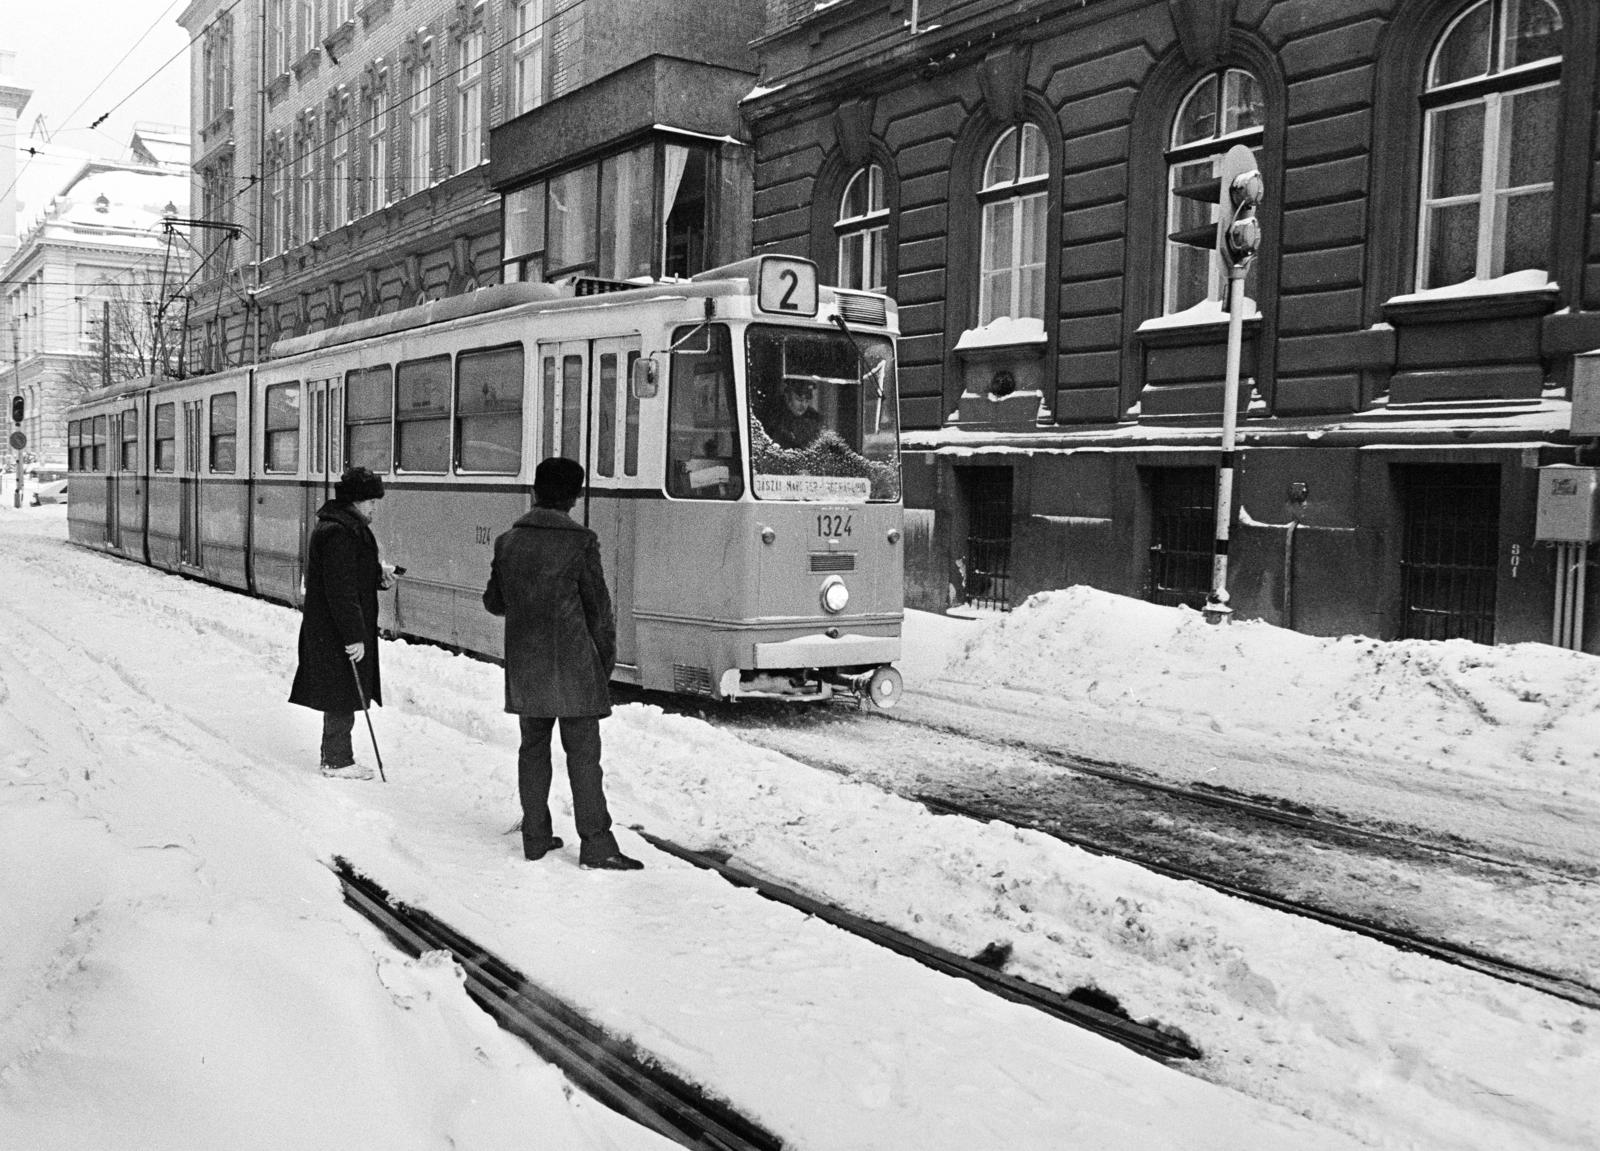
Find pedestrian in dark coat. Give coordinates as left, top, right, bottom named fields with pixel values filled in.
left=289, top=466, right=392, bottom=780
left=483, top=457, right=642, bottom=870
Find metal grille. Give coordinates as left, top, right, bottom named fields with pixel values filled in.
left=1148, top=467, right=1215, bottom=610
left=834, top=291, right=887, bottom=326
left=810, top=552, right=856, bottom=573
left=961, top=467, right=1013, bottom=611
left=1400, top=464, right=1499, bottom=644
left=672, top=664, right=714, bottom=695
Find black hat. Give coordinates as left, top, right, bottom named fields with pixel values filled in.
left=334, top=466, right=385, bottom=503
left=534, top=457, right=585, bottom=505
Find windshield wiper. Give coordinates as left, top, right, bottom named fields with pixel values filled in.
left=829, top=314, right=887, bottom=430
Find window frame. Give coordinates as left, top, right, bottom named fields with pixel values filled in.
left=835, top=163, right=889, bottom=293
left=209, top=392, right=238, bottom=474
left=263, top=382, right=301, bottom=474
left=155, top=402, right=177, bottom=474
left=395, top=354, right=451, bottom=473
left=977, top=124, right=1049, bottom=326
left=1415, top=0, right=1563, bottom=289
left=456, top=29, right=485, bottom=172
left=344, top=364, right=394, bottom=473
left=454, top=344, right=524, bottom=475
left=1162, top=68, right=1266, bottom=314
left=408, top=52, right=434, bottom=192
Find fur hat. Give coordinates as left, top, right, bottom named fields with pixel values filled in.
left=533, top=457, right=585, bottom=505
left=334, top=466, right=385, bottom=503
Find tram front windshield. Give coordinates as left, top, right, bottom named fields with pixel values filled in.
left=746, top=325, right=900, bottom=502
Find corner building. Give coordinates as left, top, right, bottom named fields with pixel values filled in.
left=178, top=0, right=761, bottom=373
left=745, top=0, right=1600, bottom=649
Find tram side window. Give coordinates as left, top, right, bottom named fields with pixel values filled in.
left=210, top=393, right=237, bottom=473
left=396, top=356, right=450, bottom=472
left=121, top=408, right=138, bottom=470
left=665, top=323, right=742, bottom=500
left=264, top=383, right=300, bottom=473
left=596, top=353, right=617, bottom=477
left=456, top=345, right=523, bottom=474
left=155, top=403, right=177, bottom=473
left=91, top=416, right=107, bottom=470
left=346, top=365, right=393, bottom=473
left=68, top=420, right=82, bottom=471
left=624, top=351, right=640, bottom=476
left=561, top=355, right=582, bottom=460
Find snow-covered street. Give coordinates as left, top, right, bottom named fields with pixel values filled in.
left=1, top=499, right=1596, bottom=1149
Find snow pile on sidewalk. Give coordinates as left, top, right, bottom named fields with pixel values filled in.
left=941, top=586, right=1600, bottom=813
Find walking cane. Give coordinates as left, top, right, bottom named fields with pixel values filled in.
left=348, top=653, right=388, bottom=782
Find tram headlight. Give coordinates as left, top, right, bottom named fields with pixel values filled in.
left=820, top=576, right=850, bottom=614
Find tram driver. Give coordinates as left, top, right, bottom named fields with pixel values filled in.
left=768, top=380, right=824, bottom=450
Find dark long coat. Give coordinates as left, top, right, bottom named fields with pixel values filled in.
left=289, top=501, right=383, bottom=712
left=483, top=507, right=615, bottom=718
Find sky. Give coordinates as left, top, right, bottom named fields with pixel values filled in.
left=0, top=485, right=1596, bottom=1149
left=2, top=1, right=190, bottom=212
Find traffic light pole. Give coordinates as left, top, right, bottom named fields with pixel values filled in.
left=1205, top=263, right=1249, bottom=623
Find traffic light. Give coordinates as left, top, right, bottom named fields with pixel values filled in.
left=9, top=396, right=21, bottom=424
left=1170, top=143, right=1264, bottom=275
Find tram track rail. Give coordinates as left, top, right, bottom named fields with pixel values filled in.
left=632, top=830, right=1202, bottom=1064
left=331, top=858, right=784, bottom=1151
left=687, top=698, right=1600, bottom=1011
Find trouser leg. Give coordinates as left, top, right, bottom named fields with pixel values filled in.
left=517, top=716, right=557, bottom=848
left=321, top=711, right=356, bottom=767
left=558, top=716, right=618, bottom=861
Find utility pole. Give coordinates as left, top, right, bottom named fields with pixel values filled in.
left=10, top=326, right=23, bottom=508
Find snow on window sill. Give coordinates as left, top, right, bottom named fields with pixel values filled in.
left=1382, top=269, right=1560, bottom=325
left=953, top=316, right=1046, bottom=352
left=1136, top=296, right=1259, bottom=334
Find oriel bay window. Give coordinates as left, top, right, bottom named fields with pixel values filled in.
left=345, top=365, right=393, bottom=472
left=456, top=345, right=523, bottom=473
left=501, top=140, right=715, bottom=284
left=396, top=355, right=450, bottom=472
left=1418, top=0, right=1562, bottom=289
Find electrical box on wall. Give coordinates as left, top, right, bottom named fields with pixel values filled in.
left=1574, top=351, right=1600, bottom=437
left=1535, top=465, right=1600, bottom=542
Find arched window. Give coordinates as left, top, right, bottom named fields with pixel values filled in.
left=1164, top=69, right=1264, bottom=313
left=978, top=124, right=1048, bottom=324
left=835, top=164, right=887, bottom=292
left=1418, top=0, right=1562, bottom=289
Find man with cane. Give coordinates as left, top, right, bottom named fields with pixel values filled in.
left=289, top=465, right=396, bottom=780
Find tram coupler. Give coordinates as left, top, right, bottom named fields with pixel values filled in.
left=823, top=664, right=904, bottom=709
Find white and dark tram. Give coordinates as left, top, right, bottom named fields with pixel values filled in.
left=64, top=256, right=906, bottom=706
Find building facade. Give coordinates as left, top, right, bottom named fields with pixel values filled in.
left=178, top=0, right=763, bottom=375
left=0, top=124, right=190, bottom=466
left=744, top=0, right=1600, bottom=650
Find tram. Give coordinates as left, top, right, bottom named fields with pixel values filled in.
left=64, top=255, right=905, bottom=706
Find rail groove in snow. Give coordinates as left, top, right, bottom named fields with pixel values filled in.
left=632, top=830, right=1203, bottom=1063
left=332, top=858, right=784, bottom=1151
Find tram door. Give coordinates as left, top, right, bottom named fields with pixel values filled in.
left=587, top=337, right=642, bottom=671
left=179, top=400, right=203, bottom=567
left=537, top=342, right=588, bottom=469
left=105, top=410, right=123, bottom=549
left=303, top=376, right=343, bottom=548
